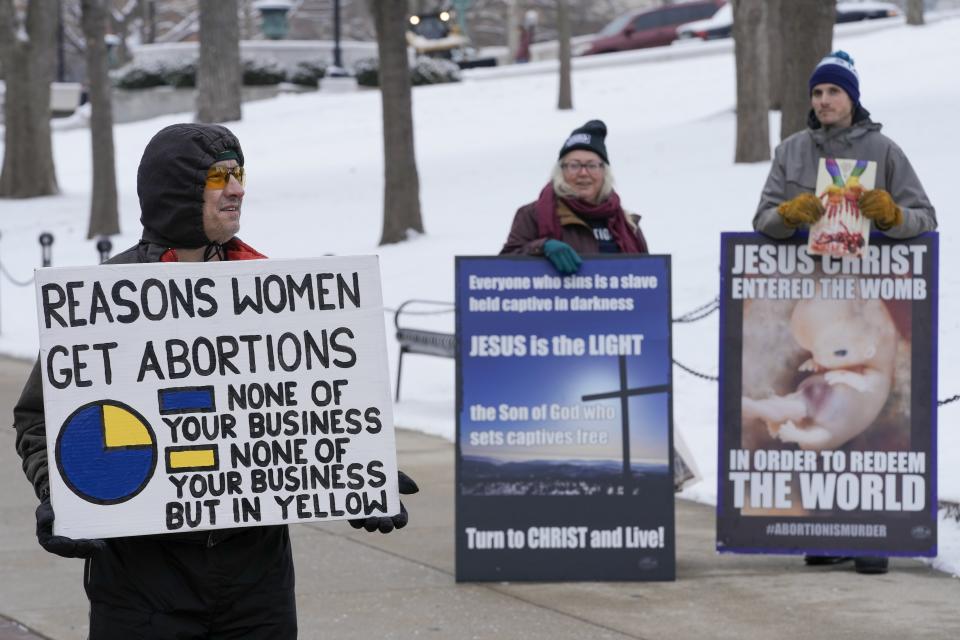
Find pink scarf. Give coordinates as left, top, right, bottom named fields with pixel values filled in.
left=533, top=182, right=643, bottom=254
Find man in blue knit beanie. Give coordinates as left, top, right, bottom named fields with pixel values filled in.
left=754, top=49, right=935, bottom=241
left=809, top=50, right=860, bottom=110
left=752, top=51, right=937, bottom=575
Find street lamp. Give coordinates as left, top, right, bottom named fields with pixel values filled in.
left=330, top=0, right=346, bottom=76
left=253, top=0, right=294, bottom=40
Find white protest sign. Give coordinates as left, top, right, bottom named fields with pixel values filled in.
left=35, top=256, right=399, bottom=539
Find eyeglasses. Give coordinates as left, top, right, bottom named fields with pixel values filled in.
left=560, top=160, right=604, bottom=174
left=205, top=166, right=246, bottom=189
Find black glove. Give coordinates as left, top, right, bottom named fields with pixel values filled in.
left=349, top=470, right=419, bottom=534
left=36, top=497, right=106, bottom=558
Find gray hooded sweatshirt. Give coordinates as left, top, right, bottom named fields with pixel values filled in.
left=753, top=109, right=936, bottom=239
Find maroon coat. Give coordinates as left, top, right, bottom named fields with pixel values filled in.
left=499, top=200, right=649, bottom=256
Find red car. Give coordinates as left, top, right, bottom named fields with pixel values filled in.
left=584, top=0, right=724, bottom=55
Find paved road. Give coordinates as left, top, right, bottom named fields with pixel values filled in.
left=0, top=356, right=956, bottom=640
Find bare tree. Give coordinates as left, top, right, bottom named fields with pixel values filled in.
left=556, top=0, right=572, bottom=110
left=196, top=0, right=242, bottom=123
left=139, top=0, right=157, bottom=43
left=733, top=0, right=769, bottom=163
left=765, top=0, right=782, bottom=110
left=368, top=0, right=423, bottom=244
left=369, top=0, right=424, bottom=245
left=907, top=0, right=924, bottom=26
left=81, top=0, right=120, bottom=238
left=107, top=0, right=147, bottom=67
left=779, top=0, right=835, bottom=140
left=506, top=0, right=520, bottom=59
left=0, top=0, right=58, bottom=198
left=156, top=8, right=200, bottom=43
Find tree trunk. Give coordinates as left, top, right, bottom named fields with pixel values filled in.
left=0, top=0, right=59, bottom=198
left=140, top=0, right=157, bottom=44
left=241, top=0, right=255, bottom=40
left=556, top=0, right=572, bottom=109
left=371, top=0, right=424, bottom=245
left=907, top=0, right=924, bottom=26
left=196, top=0, right=241, bottom=124
left=765, top=0, right=782, bottom=110
left=733, top=0, right=769, bottom=163
left=81, top=0, right=120, bottom=238
left=506, top=0, right=520, bottom=61
left=779, top=0, right=835, bottom=140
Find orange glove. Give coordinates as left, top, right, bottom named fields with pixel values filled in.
left=859, top=189, right=903, bottom=230
left=777, top=193, right=824, bottom=227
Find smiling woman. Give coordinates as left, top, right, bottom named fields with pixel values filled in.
left=499, top=119, right=648, bottom=274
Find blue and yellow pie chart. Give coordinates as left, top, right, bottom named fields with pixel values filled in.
left=55, top=401, right=157, bottom=505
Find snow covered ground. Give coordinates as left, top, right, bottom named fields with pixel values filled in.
left=1, top=16, right=958, bottom=575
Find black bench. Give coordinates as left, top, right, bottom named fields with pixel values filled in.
left=394, top=299, right=455, bottom=401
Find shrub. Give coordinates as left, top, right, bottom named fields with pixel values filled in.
left=163, top=59, right=197, bottom=88
left=288, top=60, right=327, bottom=87
left=242, top=58, right=286, bottom=86
left=113, top=56, right=338, bottom=90
left=410, top=56, right=461, bottom=86
left=113, top=61, right=167, bottom=89
left=353, top=58, right=379, bottom=87
left=353, top=56, right=462, bottom=88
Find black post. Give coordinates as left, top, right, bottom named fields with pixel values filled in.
left=333, top=0, right=343, bottom=70
left=39, top=232, right=54, bottom=268
left=96, top=237, right=113, bottom=264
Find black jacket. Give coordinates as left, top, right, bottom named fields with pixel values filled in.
left=13, top=124, right=295, bottom=637
left=13, top=123, right=265, bottom=546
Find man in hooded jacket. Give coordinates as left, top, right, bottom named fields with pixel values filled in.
left=13, top=123, right=415, bottom=639
left=754, top=51, right=935, bottom=239
left=751, top=52, right=936, bottom=575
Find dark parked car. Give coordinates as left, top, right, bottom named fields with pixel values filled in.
left=583, top=0, right=724, bottom=55
left=676, top=1, right=900, bottom=41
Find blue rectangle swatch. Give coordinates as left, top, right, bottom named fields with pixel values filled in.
left=159, top=387, right=215, bottom=414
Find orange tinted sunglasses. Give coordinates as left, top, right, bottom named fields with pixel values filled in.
left=205, top=166, right=246, bottom=189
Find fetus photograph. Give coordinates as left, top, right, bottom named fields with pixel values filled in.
left=739, top=277, right=912, bottom=454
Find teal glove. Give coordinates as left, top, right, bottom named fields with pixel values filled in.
left=543, top=239, right=582, bottom=274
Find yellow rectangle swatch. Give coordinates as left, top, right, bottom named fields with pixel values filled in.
left=168, top=448, right=216, bottom=470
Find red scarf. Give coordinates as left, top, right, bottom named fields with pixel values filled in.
left=533, top=182, right=643, bottom=254
left=160, top=237, right=266, bottom=262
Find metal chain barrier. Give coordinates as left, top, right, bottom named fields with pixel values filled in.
left=937, top=394, right=960, bottom=407
left=380, top=296, right=960, bottom=403
left=672, top=297, right=720, bottom=379
left=942, top=501, right=960, bottom=523
left=0, top=260, right=35, bottom=287
left=672, top=358, right=718, bottom=381
left=673, top=296, right=719, bottom=323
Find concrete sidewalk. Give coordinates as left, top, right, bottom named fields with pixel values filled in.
left=0, top=356, right=956, bottom=640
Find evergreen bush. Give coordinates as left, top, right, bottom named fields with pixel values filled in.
left=242, top=58, right=286, bottom=86
left=113, top=61, right=167, bottom=89
left=353, top=56, right=461, bottom=88
left=288, top=60, right=327, bottom=87
left=353, top=58, right=380, bottom=87
left=411, top=56, right=461, bottom=86
left=163, top=59, right=197, bottom=88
